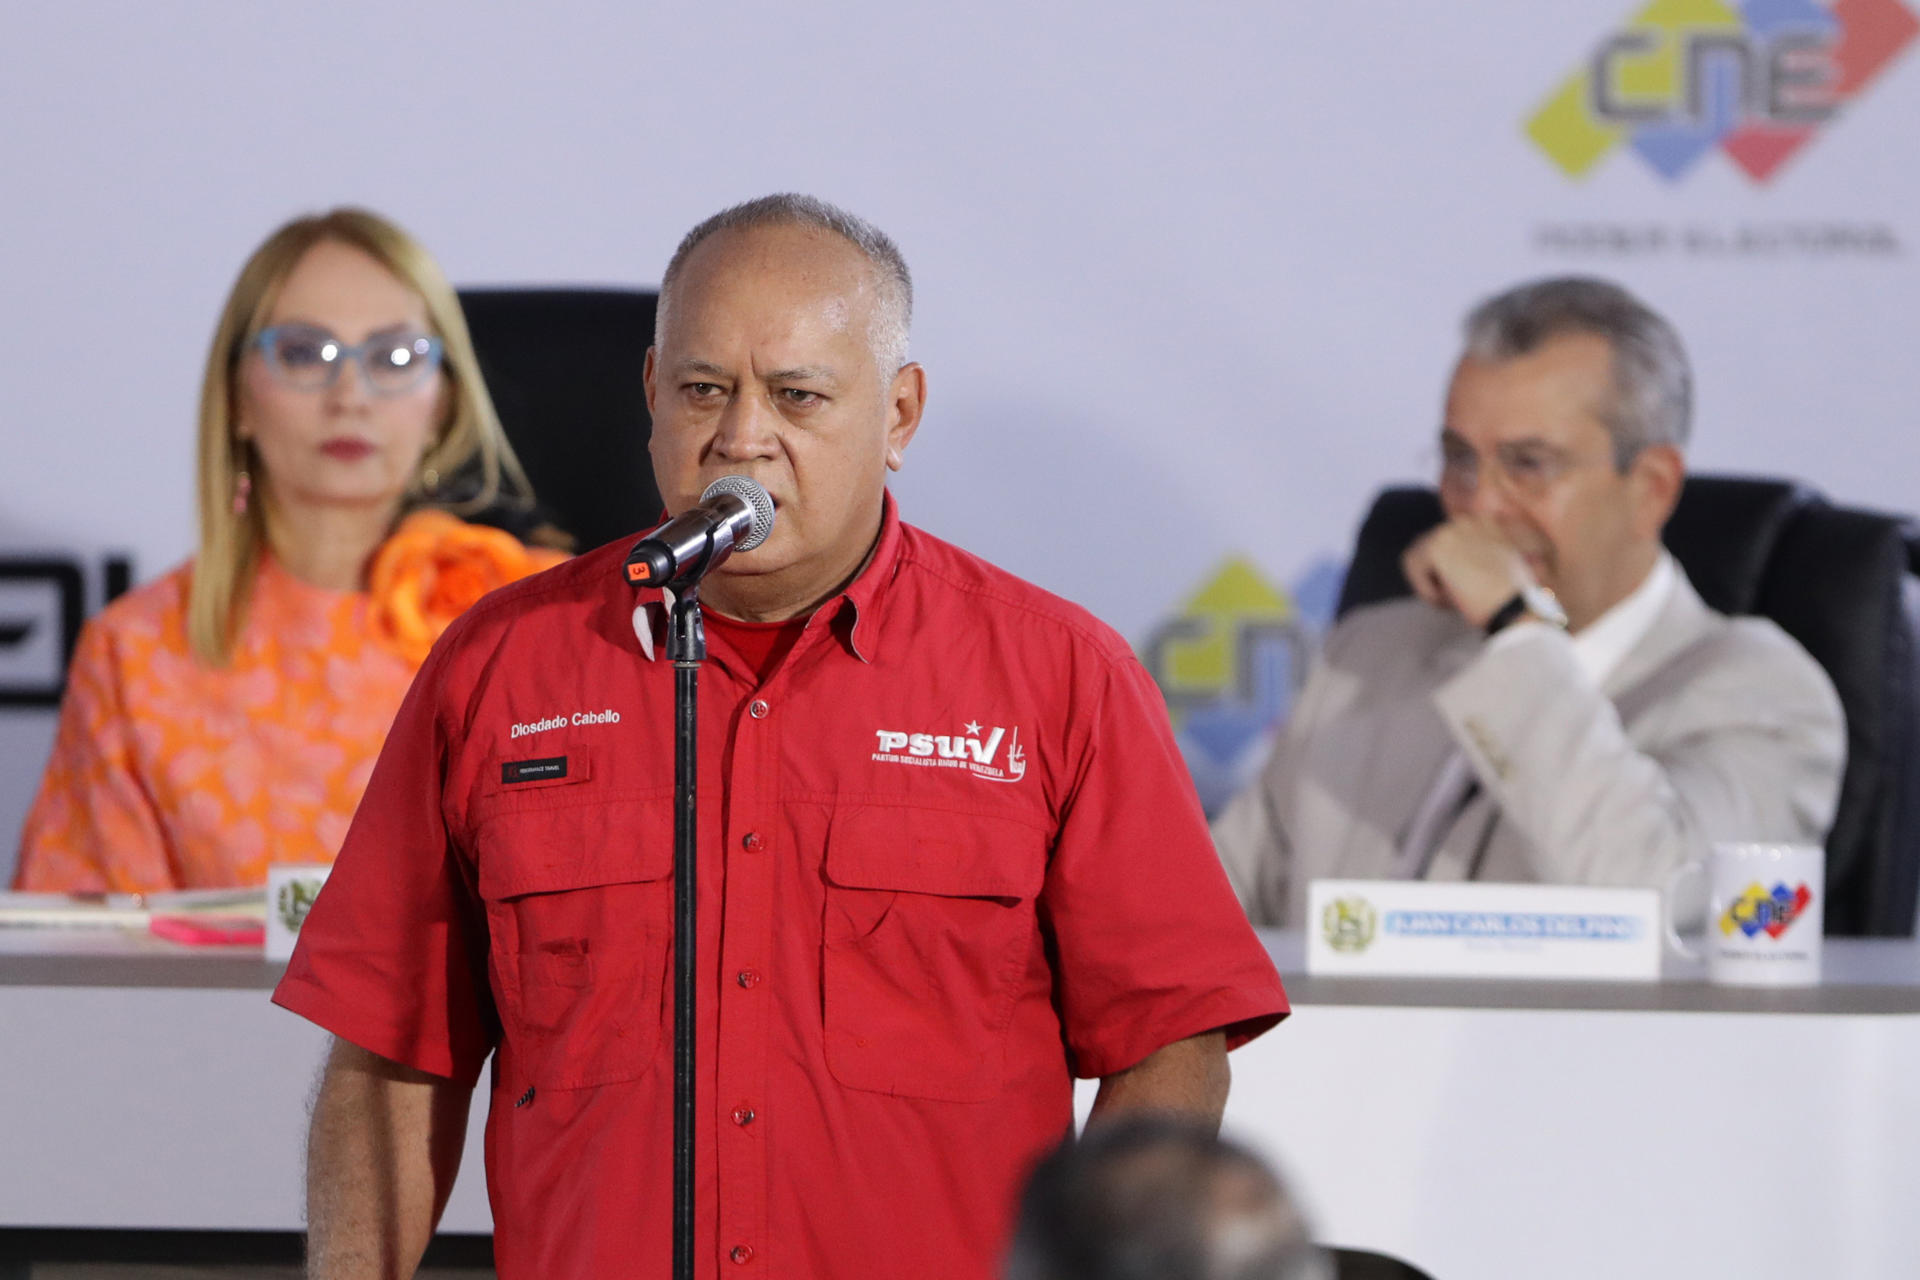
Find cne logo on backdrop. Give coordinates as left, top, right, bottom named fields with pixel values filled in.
left=1140, top=557, right=1342, bottom=816
left=1529, top=0, right=1918, bottom=183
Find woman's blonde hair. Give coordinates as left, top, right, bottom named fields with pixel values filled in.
left=188, top=207, right=531, bottom=666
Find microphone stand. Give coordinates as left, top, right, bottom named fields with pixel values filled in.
left=628, top=488, right=766, bottom=1280
left=667, top=585, right=705, bottom=1280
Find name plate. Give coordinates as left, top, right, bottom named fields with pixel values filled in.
left=265, top=863, right=332, bottom=963
left=1306, top=880, right=1661, bottom=981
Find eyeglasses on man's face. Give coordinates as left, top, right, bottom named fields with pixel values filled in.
left=252, top=323, right=444, bottom=396
left=1435, top=432, right=1608, bottom=502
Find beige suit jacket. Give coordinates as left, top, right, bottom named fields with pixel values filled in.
left=1211, top=570, right=1846, bottom=928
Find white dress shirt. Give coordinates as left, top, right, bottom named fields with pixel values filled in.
left=1393, top=552, right=1680, bottom=877
left=1489, top=550, right=1679, bottom=686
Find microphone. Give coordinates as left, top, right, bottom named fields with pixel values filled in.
left=623, top=475, right=776, bottom=588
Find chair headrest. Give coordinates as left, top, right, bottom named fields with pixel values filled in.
left=1661, top=475, right=1817, bottom=614
left=1334, top=487, right=1443, bottom=619
left=456, top=288, right=662, bottom=553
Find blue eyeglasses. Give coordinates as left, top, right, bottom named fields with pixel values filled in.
left=253, top=323, right=445, bottom=395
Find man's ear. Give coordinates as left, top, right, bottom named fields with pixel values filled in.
left=642, top=347, right=659, bottom=416
left=1630, top=444, right=1685, bottom=539
left=884, top=362, right=927, bottom=470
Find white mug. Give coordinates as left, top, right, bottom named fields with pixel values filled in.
left=1664, top=842, right=1823, bottom=986
left=265, top=863, right=333, bottom=962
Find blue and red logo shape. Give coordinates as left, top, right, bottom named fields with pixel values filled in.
left=1529, top=0, right=1918, bottom=182
left=1720, top=880, right=1816, bottom=937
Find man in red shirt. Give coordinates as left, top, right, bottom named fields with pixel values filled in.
left=277, top=194, right=1288, bottom=1280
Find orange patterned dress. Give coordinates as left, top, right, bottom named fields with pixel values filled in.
left=14, top=516, right=563, bottom=893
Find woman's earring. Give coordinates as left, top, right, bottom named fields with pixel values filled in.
left=231, top=469, right=252, bottom=517
left=421, top=465, right=441, bottom=495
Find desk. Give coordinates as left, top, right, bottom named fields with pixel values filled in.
left=4, top=930, right=1917, bottom=1279
left=0, top=928, right=494, bottom=1240
left=1217, top=936, right=1920, bottom=1279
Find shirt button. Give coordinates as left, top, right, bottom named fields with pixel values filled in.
left=731, top=1245, right=755, bottom=1265
left=748, top=699, right=770, bottom=719
left=732, top=1105, right=756, bottom=1126
left=737, top=969, right=762, bottom=989
left=742, top=831, right=765, bottom=852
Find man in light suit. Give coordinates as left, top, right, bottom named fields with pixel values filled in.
left=1212, top=277, right=1846, bottom=928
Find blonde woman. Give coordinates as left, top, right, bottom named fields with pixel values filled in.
left=14, top=208, right=562, bottom=893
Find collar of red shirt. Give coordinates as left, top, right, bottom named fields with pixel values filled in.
left=629, top=489, right=904, bottom=667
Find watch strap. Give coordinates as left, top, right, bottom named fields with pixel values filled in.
left=1484, top=592, right=1530, bottom=637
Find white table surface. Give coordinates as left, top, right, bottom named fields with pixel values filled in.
left=4, top=927, right=1917, bottom=1280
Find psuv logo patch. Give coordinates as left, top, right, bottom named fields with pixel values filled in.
left=872, top=720, right=1027, bottom=784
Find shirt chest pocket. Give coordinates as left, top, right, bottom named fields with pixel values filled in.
left=821, top=806, right=1048, bottom=1103
left=475, top=795, right=674, bottom=1092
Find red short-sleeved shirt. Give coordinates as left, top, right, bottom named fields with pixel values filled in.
left=274, top=495, right=1287, bottom=1280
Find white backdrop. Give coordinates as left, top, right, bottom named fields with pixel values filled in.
left=3, top=0, right=1917, bottom=871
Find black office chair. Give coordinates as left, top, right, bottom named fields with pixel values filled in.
left=1328, top=1246, right=1435, bottom=1278
left=1334, top=473, right=1920, bottom=937
left=456, top=287, right=662, bottom=553
left=1757, top=501, right=1920, bottom=935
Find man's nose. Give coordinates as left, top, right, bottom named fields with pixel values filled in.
left=1455, top=463, right=1519, bottom=521
left=712, top=391, right=780, bottom=460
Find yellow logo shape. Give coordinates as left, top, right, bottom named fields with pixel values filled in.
left=1526, top=0, right=1747, bottom=178
left=1155, top=557, right=1294, bottom=698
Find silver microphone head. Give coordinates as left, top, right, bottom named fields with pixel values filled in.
left=701, top=475, right=776, bottom=552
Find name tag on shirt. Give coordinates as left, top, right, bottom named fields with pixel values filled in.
left=1307, top=880, right=1661, bottom=981
left=502, top=756, right=568, bottom=785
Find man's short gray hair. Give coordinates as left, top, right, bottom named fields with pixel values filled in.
left=1463, top=276, right=1692, bottom=468
left=656, top=193, right=913, bottom=379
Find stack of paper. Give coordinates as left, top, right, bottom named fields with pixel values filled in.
left=0, top=888, right=266, bottom=929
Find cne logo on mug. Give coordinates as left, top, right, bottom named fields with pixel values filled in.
left=1719, top=880, right=1815, bottom=939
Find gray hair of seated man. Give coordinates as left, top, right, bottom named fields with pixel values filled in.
left=1006, top=1114, right=1329, bottom=1280
left=655, top=191, right=913, bottom=382
left=1463, top=275, right=1693, bottom=470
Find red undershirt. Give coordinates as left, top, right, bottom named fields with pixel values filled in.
left=702, top=609, right=811, bottom=684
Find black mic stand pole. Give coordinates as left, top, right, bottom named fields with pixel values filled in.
left=667, top=584, right=705, bottom=1280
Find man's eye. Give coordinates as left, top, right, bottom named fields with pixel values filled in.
left=1506, top=450, right=1553, bottom=477
left=686, top=382, right=723, bottom=397
left=781, top=388, right=821, bottom=406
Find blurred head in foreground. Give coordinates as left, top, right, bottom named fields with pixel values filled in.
left=1007, top=1115, right=1329, bottom=1280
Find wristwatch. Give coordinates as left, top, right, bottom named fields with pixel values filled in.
left=1484, top=583, right=1568, bottom=636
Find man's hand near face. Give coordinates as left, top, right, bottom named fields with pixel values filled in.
left=1401, top=517, right=1537, bottom=631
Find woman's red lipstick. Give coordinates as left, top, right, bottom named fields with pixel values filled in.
left=319, top=438, right=375, bottom=461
